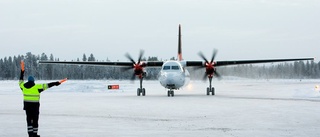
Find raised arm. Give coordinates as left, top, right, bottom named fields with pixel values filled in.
left=48, top=81, right=61, bottom=88
left=19, top=61, right=25, bottom=87
left=48, top=78, right=67, bottom=88
left=38, top=78, right=67, bottom=93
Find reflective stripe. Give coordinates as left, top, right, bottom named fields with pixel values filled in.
left=24, top=100, right=40, bottom=103
left=23, top=94, right=40, bottom=97
left=33, top=128, right=38, bottom=133
left=28, top=126, right=33, bottom=132
left=43, top=84, right=48, bottom=90
left=19, top=80, right=24, bottom=86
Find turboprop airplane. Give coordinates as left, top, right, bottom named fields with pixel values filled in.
left=39, top=25, right=314, bottom=97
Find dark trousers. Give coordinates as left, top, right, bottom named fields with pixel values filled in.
left=24, top=102, right=40, bottom=136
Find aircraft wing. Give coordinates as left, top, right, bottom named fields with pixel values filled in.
left=215, top=58, right=314, bottom=67
left=186, top=57, right=314, bottom=67
left=38, top=61, right=164, bottom=67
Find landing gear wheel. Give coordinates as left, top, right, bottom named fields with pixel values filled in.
left=142, top=88, right=146, bottom=96
left=167, top=90, right=174, bottom=97
left=137, top=88, right=141, bottom=96
left=212, top=87, right=215, bottom=96
left=137, top=88, right=146, bottom=96
left=206, top=87, right=215, bottom=96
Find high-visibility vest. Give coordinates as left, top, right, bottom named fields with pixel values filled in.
left=19, top=80, right=48, bottom=102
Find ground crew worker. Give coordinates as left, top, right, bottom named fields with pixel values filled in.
left=19, top=60, right=67, bottom=137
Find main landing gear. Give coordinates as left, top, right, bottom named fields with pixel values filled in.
left=206, top=75, right=215, bottom=95
left=137, top=88, right=145, bottom=96
left=137, top=73, right=146, bottom=96
left=167, top=89, right=174, bottom=97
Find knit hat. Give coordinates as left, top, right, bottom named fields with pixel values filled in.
left=28, top=76, right=35, bottom=82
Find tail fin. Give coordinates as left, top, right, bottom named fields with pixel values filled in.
left=178, top=24, right=183, bottom=61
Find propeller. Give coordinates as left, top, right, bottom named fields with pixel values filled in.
left=123, top=50, right=146, bottom=80
left=198, top=49, right=221, bottom=80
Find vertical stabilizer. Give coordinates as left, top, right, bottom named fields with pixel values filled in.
left=178, top=24, right=183, bottom=61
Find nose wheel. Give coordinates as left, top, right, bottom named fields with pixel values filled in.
left=167, top=90, right=174, bottom=97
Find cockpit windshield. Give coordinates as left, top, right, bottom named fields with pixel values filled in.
left=172, top=66, right=179, bottom=70
left=162, top=65, right=180, bottom=70
left=163, top=66, right=171, bottom=70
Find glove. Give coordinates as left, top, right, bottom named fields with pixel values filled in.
left=20, top=60, right=25, bottom=71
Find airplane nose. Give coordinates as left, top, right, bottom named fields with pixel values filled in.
left=159, top=71, right=185, bottom=89
left=166, top=73, right=175, bottom=83
left=163, top=73, right=184, bottom=84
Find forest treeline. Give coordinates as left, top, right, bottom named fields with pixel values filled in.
left=0, top=52, right=319, bottom=80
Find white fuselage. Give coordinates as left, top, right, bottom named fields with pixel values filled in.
left=158, top=61, right=190, bottom=90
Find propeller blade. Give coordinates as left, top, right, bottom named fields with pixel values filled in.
left=125, top=53, right=136, bottom=64
left=198, top=52, right=209, bottom=64
left=121, top=66, right=133, bottom=72
left=194, top=66, right=203, bottom=70
left=137, top=50, right=144, bottom=64
left=202, top=73, right=207, bottom=81
left=213, top=71, right=222, bottom=80
left=210, top=49, right=218, bottom=63
left=130, top=73, right=136, bottom=81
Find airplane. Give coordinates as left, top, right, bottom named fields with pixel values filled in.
left=39, top=24, right=314, bottom=97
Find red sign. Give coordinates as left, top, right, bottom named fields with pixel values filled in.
left=108, top=85, right=119, bottom=90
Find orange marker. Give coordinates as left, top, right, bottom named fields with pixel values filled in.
left=21, top=60, right=25, bottom=71
left=59, top=78, right=68, bottom=84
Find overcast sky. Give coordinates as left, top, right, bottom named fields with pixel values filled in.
left=1, top=0, right=319, bottom=62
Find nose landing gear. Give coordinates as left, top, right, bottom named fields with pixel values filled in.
left=206, top=75, right=215, bottom=95
left=167, top=89, right=174, bottom=97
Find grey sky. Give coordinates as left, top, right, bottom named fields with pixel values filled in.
left=1, top=0, right=319, bottom=62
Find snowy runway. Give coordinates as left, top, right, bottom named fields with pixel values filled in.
left=1, top=79, right=320, bottom=137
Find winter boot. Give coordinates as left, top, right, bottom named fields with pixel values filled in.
left=28, top=126, right=33, bottom=137
left=33, top=133, right=40, bottom=137
left=28, top=132, right=33, bottom=137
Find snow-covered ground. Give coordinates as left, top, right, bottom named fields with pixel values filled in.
left=1, top=79, right=320, bottom=137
